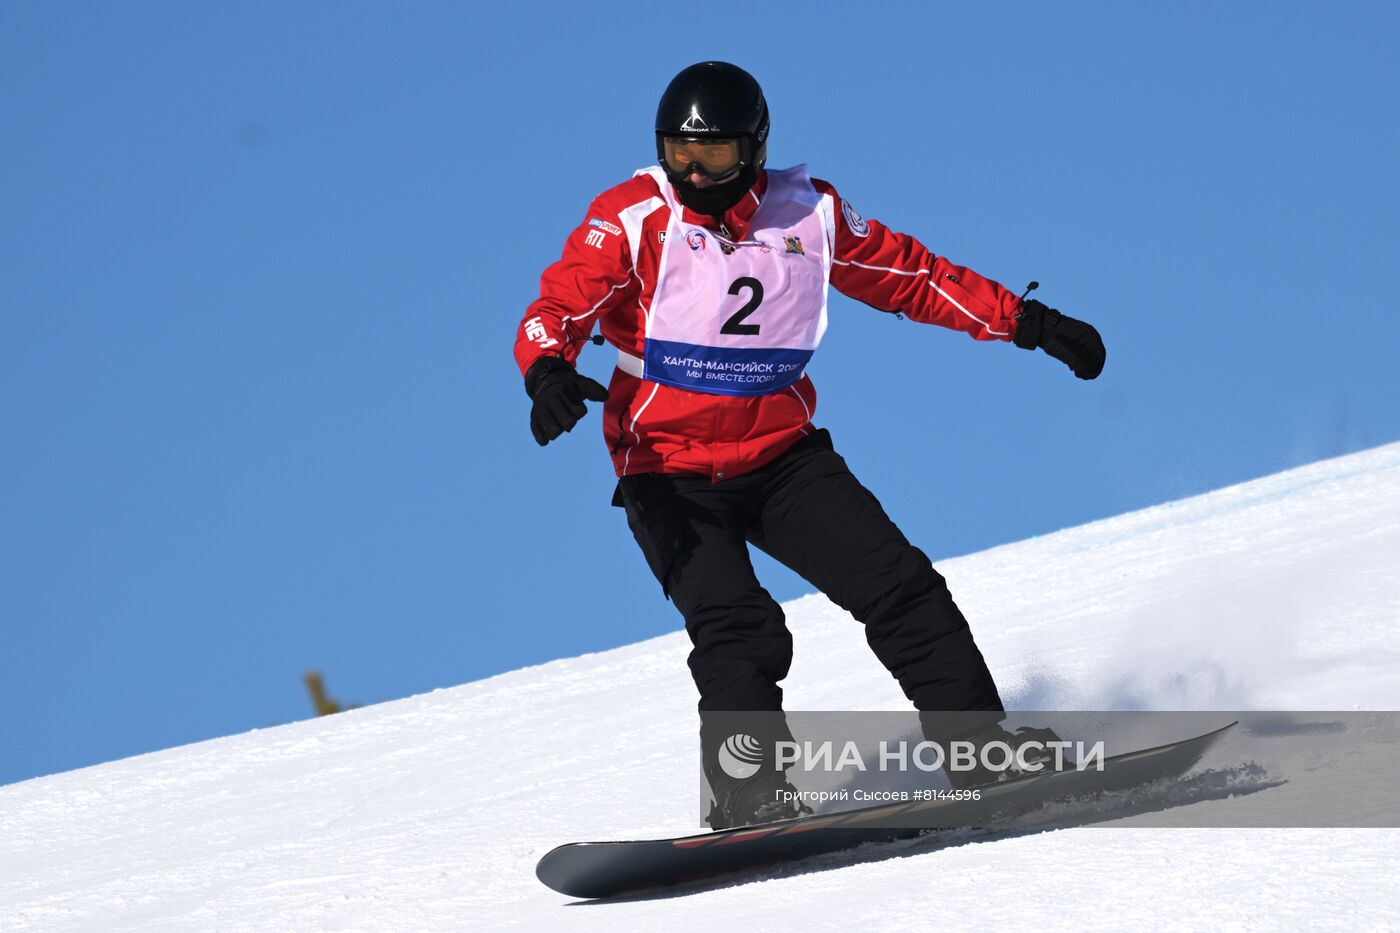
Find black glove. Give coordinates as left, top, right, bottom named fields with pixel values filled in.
left=525, top=355, right=609, bottom=446
left=1013, top=299, right=1106, bottom=380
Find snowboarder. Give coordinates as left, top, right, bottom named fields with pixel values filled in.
left=514, top=62, right=1105, bottom=828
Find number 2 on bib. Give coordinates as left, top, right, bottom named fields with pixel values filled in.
left=721, top=276, right=764, bottom=336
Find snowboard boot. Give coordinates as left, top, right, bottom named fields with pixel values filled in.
left=943, top=724, right=1070, bottom=790
left=706, top=771, right=814, bottom=830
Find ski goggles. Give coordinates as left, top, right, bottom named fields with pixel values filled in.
left=659, top=135, right=745, bottom=180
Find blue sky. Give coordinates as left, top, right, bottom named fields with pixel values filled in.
left=2, top=1, right=1397, bottom=786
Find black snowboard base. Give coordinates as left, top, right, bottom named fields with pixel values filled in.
left=536, top=721, right=1237, bottom=899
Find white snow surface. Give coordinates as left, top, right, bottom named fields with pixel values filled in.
left=4, top=443, right=1400, bottom=931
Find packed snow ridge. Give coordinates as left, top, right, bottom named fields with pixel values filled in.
left=4, top=442, right=1399, bottom=930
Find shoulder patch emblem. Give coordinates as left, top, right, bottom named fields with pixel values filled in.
left=588, top=217, right=623, bottom=237
left=841, top=198, right=870, bottom=238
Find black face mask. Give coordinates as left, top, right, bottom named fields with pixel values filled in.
left=670, top=165, right=756, bottom=217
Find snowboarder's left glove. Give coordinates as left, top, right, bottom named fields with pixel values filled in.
left=1013, top=299, right=1106, bottom=380
left=525, top=355, right=609, bottom=447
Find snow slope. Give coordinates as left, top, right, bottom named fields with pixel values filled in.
left=4, top=443, right=1400, bottom=931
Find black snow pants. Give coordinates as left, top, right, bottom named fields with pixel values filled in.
left=613, top=429, right=1004, bottom=721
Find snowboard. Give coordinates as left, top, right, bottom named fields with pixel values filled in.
left=536, top=720, right=1237, bottom=899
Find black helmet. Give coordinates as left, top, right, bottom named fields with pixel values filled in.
left=654, top=62, right=769, bottom=214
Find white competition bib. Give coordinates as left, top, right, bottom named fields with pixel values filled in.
left=641, top=165, right=834, bottom=396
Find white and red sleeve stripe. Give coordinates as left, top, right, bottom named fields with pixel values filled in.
left=812, top=178, right=1023, bottom=342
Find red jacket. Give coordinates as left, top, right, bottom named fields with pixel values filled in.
left=514, top=169, right=1025, bottom=482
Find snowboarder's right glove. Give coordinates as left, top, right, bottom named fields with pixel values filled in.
left=1013, top=299, right=1106, bottom=380
left=525, top=355, right=609, bottom=446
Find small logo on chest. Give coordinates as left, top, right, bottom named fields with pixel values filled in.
left=784, top=236, right=805, bottom=255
